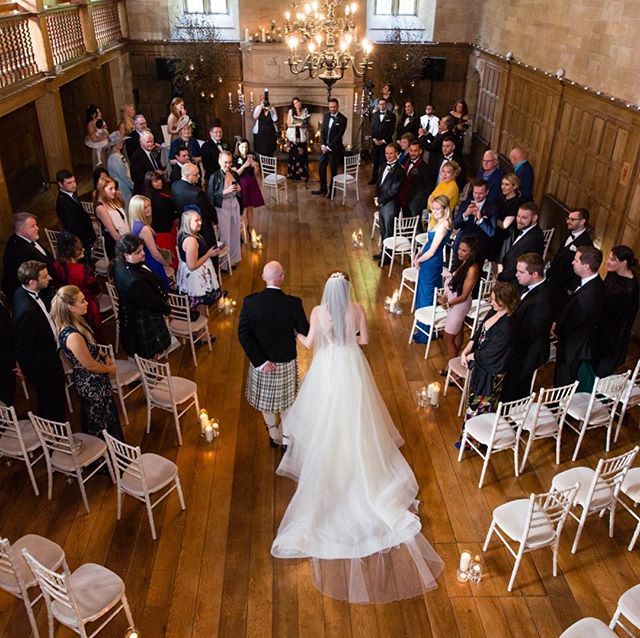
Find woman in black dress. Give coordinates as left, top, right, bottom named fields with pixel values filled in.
left=145, top=171, right=179, bottom=270
left=595, top=245, right=639, bottom=377
left=493, top=173, right=524, bottom=262
left=51, top=285, right=124, bottom=441
left=112, top=234, right=172, bottom=359
left=252, top=100, right=278, bottom=157
left=286, top=97, right=309, bottom=180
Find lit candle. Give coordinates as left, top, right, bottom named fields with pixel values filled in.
left=228, top=92, right=232, bottom=105
left=244, top=28, right=249, bottom=41
left=457, top=570, right=469, bottom=583
left=354, top=91, right=358, bottom=105
left=459, top=551, right=472, bottom=572
left=205, top=423, right=214, bottom=443
left=430, top=382, right=441, bottom=407
left=212, top=419, right=220, bottom=436
left=199, top=409, right=209, bottom=434
left=260, top=27, right=266, bottom=42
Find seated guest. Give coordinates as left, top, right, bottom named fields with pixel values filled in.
left=145, top=171, right=179, bottom=269
left=51, top=285, right=124, bottom=441
left=368, top=96, right=396, bottom=185
left=112, top=234, right=171, bottom=359
left=234, top=138, right=265, bottom=234
left=129, top=195, right=172, bottom=291
left=552, top=246, right=604, bottom=389
left=105, top=132, right=134, bottom=211
left=130, top=130, right=164, bottom=195
left=594, top=245, right=639, bottom=377
left=169, top=145, right=191, bottom=183
left=428, top=161, right=460, bottom=214
left=497, top=202, right=544, bottom=284
left=0, top=291, right=16, bottom=406
left=169, top=124, right=201, bottom=168
left=438, top=236, right=480, bottom=374
left=2, top=212, right=56, bottom=301
left=201, top=122, right=231, bottom=184
left=52, top=232, right=103, bottom=341
left=13, top=261, right=65, bottom=421
left=125, top=113, right=148, bottom=159
left=493, top=173, right=523, bottom=262
left=94, top=175, right=129, bottom=258
left=501, top=253, right=553, bottom=402
left=452, top=179, right=497, bottom=260
left=372, top=143, right=404, bottom=259
left=419, top=114, right=454, bottom=155
left=397, top=132, right=414, bottom=165
left=56, top=169, right=96, bottom=261
left=476, top=150, right=505, bottom=206
left=546, top=208, right=593, bottom=315
left=509, top=147, right=534, bottom=201
left=176, top=209, right=222, bottom=310
left=398, top=140, right=429, bottom=217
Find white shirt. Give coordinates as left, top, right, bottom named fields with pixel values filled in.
left=512, top=224, right=537, bottom=245
left=564, top=227, right=587, bottom=247
left=381, top=162, right=396, bottom=183
left=17, top=233, right=47, bottom=257
left=520, top=278, right=545, bottom=300
left=579, top=273, right=599, bottom=288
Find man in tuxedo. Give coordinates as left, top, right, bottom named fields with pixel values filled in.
left=452, top=180, right=497, bottom=260
left=238, top=261, right=309, bottom=448
left=395, top=99, right=420, bottom=140
left=418, top=113, right=454, bottom=152
left=553, top=246, right=604, bottom=387
left=13, top=261, right=65, bottom=421
left=125, top=113, right=148, bottom=159
left=55, top=169, right=96, bottom=260
left=2, top=212, right=55, bottom=301
left=169, top=146, right=190, bottom=183
left=201, top=122, right=231, bottom=184
left=398, top=140, right=429, bottom=216
left=368, top=97, right=396, bottom=185
left=313, top=98, right=348, bottom=197
left=372, top=144, right=405, bottom=261
left=427, top=134, right=466, bottom=194
left=497, top=202, right=545, bottom=284
left=476, top=150, right=505, bottom=206
left=546, top=208, right=593, bottom=316
left=130, top=131, right=164, bottom=195
left=501, top=253, right=553, bottom=401
left=509, top=147, right=534, bottom=201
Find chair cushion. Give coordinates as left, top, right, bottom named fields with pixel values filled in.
left=382, top=237, right=411, bottom=251
left=465, top=412, right=516, bottom=447
left=493, top=499, right=555, bottom=547
left=169, top=314, right=208, bottom=336
left=448, top=356, right=468, bottom=379
left=401, top=267, right=418, bottom=282
left=552, top=467, right=613, bottom=509
left=264, top=174, right=285, bottom=184
left=559, top=617, right=617, bottom=638
left=0, top=534, right=64, bottom=593
left=51, top=433, right=107, bottom=472
left=121, top=453, right=178, bottom=496
left=334, top=175, right=355, bottom=184
left=618, top=583, right=640, bottom=627
left=523, top=405, right=559, bottom=436
left=0, top=419, right=40, bottom=456
left=414, top=306, right=447, bottom=325
left=567, top=392, right=609, bottom=423
left=415, top=232, right=428, bottom=245
left=113, top=359, right=140, bottom=387
left=621, top=467, right=640, bottom=503
left=150, top=377, right=197, bottom=406
left=51, top=563, right=124, bottom=625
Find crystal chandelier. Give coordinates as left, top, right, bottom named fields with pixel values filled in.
left=283, top=0, right=373, bottom=94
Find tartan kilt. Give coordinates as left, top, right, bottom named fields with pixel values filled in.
left=245, top=359, right=298, bottom=413
left=121, top=310, right=171, bottom=359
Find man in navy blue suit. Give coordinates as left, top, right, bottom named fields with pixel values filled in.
left=452, top=179, right=497, bottom=262
left=509, top=147, right=534, bottom=201
left=476, top=150, right=504, bottom=206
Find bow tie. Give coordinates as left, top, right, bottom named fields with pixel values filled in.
left=28, top=291, right=39, bottom=300
left=387, top=163, right=395, bottom=168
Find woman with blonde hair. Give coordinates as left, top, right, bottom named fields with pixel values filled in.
left=428, top=160, right=460, bottom=213
left=493, top=172, right=524, bottom=261
left=94, top=175, right=129, bottom=258
left=51, top=285, right=124, bottom=441
left=412, top=195, right=453, bottom=343
left=129, top=194, right=172, bottom=290
left=167, top=97, right=189, bottom=142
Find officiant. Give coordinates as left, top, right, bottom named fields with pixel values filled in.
left=286, top=97, right=309, bottom=180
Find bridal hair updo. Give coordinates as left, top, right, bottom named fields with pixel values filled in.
left=327, top=269, right=349, bottom=282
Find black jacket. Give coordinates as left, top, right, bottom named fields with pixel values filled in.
left=207, top=169, right=241, bottom=211
left=2, top=234, right=55, bottom=300
left=172, top=179, right=218, bottom=248
left=130, top=147, right=164, bottom=195
left=395, top=113, right=420, bottom=140
left=56, top=192, right=96, bottom=247
left=470, top=311, right=513, bottom=397
left=201, top=138, right=231, bottom=183
left=376, top=162, right=405, bottom=207
left=370, top=111, right=396, bottom=144
left=547, top=231, right=593, bottom=313
left=321, top=112, right=348, bottom=152
left=498, top=225, right=545, bottom=283
left=398, top=158, right=429, bottom=215
left=238, top=288, right=309, bottom=368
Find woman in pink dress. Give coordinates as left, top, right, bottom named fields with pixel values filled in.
left=234, top=139, right=265, bottom=234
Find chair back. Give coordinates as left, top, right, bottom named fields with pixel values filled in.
left=44, top=229, right=61, bottom=259
left=105, top=280, right=120, bottom=317
left=467, top=278, right=496, bottom=333
left=542, top=228, right=555, bottom=259
left=530, top=382, right=579, bottom=431
left=103, top=431, right=148, bottom=494
left=80, top=201, right=96, bottom=219
left=160, top=124, right=171, bottom=148
left=587, top=372, right=630, bottom=425
left=135, top=355, right=174, bottom=404
left=96, top=342, right=118, bottom=385
left=586, top=446, right=639, bottom=511
left=93, top=235, right=109, bottom=276
left=490, top=395, right=535, bottom=449
left=259, top=154, right=277, bottom=176
left=0, top=538, right=22, bottom=592
left=622, top=359, right=640, bottom=409
left=0, top=405, right=30, bottom=460
left=343, top=154, right=360, bottom=176
left=28, top=413, right=77, bottom=463
left=167, top=292, right=192, bottom=325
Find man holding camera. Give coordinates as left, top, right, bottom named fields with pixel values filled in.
left=313, top=98, right=348, bottom=198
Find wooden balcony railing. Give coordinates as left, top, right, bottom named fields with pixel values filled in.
left=0, top=14, right=38, bottom=88
left=46, top=7, right=85, bottom=67
left=92, top=2, right=123, bottom=49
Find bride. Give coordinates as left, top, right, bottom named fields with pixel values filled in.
left=271, top=271, right=444, bottom=603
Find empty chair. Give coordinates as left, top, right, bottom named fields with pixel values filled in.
left=331, top=153, right=360, bottom=204
left=560, top=618, right=617, bottom=638
left=443, top=355, right=470, bottom=417
left=104, top=431, right=186, bottom=540
left=105, top=281, right=120, bottom=352
left=93, top=235, right=109, bottom=276
left=0, top=404, right=44, bottom=495
left=0, top=535, right=67, bottom=638
left=96, top=344, right=141, bottom=426
left=29, top=412, right=114, bottom=513
left=517, top=382, right=579, bottom=472
left=458, top=394, right=535, bottom=488
left=380, top=214, right=419, bottom=278
left=551, top=446, right=639, bottom=554
left=399, top=266, right=418, bottom=312
left=565, top=372, right=630, bottom=461
left=259, top=154, right=287, bottom=204
left=610, top=583, right=640, bottom=634
left=483, top=483, right=579, bottom=591
left=407, top=287, right=448, bottom=360
left=135, top=355, right=200, bottom=446
left=614, top=359, right=640, bottom=443
left=167, top=292, right=213, bottom=367
left=22, top=548, right=135, bottom=638
left=617, top=467, right=640, bottom=551
left=542, top=227, right=554, bottom=260
left=44, top=229, right=61, bottom=260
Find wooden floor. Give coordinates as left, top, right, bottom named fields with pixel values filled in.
left=1, top=171, right=640, bottom=638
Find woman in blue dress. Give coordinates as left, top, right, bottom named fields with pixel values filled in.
left=412, top=195, right=453, bottom=343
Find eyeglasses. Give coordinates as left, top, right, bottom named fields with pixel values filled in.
left=566, top=216, right=582, bottom=222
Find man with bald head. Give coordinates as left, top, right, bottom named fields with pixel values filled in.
left=509, top=147, right=534, bottom=201
left=238, top=261, right=309, bottom=448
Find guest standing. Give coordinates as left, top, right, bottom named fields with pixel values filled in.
left=234, top=139, right=265, bottom=233
left=476, top=150, right=504, bottom=206
left=493, top=173, right=523, bottom=262
left=94, top=175, right=130, bottom=258
left=509, top=147, right=534, bottom=201
left=130, top=131, right=164, bottom=195
left=201, top=122, right=231, bottom=184
left=84, top=104, right=109, bottom=168
left=286, top=97, right=310, bottom=180
left=397, top=140, right=429, bottom=216
left=313, top=98, right=347, bottom=197
left=169, top=125, right=202, bottom=167
left=117, top=103, right=135, bottom=139
left=106, top=132, right=135, bottom=211
left=252, top=99, right=278, bottom=158
left=368, top=96, right=396, bottom=185
left=145, top=171, right=179, bottom=269
left=166, top=97, right=189, bottom=142
left=56, top=169, right=96, bottom=262
left=51, top=285, right=124, bottom=441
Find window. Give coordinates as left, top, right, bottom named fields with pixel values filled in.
left=185, top=0, right=228, bottom=14
left=366, top=0, right=434, bottom=41
left=374, top=0, right=417, bottom=16
left=174, top=0, right=239, bottom=40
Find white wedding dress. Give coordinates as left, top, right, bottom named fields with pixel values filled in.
left=271, top=276, right=444, bottom=603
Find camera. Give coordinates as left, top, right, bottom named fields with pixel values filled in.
left=263, top=88, right=270, bottom=107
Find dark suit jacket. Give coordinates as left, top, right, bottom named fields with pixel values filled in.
left=476, top=167, right=505, bottom=206
left=515, top=161, right=534, bottom=201
left=395, top=113, right=420, bottom=140
left=56, top=191, right=96, bottom=247
left=169, top=163, right=186, bottom=183
left=321, top=112, right=348, bottom=152
left=398, top=158, right=429, bottom=215
left=201, top=138, right=231, bottom=183
left=547, top=231, right=593, bottom=312
left=427, top=150, right=466, bottom=193
left=498, top=225, right=545, bottom=283
left=2, top=234, right=55, bottom=300
left=453, top=198, right=498, bottom=259
left=370, top=111, right=396, bottom=144
left=130, top=147, right=163, bottom=195
left=171, top=179, right=218, bottom=248
left=125, top=130, right=141, bottom=160
left=238, top=288, right=309, bottom=368
left=376, top=163, right=405, bottom=208
left=12, top=286, right=61, bottom=383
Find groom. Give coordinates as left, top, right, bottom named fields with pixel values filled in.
left=238, top=261, right=309, bottom=448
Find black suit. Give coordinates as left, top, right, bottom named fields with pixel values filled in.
left=125, top=130, right=141, bottom=160
left=398, top=158, right=429, bottom=216
left=554, top=276, right=604, bottom=386
left=453, top=198, right=498, bottom=260
left=376, top=162, right=405, bottom=242
left=370, top=111, right=396, bottom=182
left=171, top=179, right=218, bottom=253
left=502, top=281, right=553, bottom=401
left=498, top=225, right=545, bottom=283
left=2, top=234, right=55, bottom=301
left=395, top=112, right=420, bottom=140
left=201, top=138, right=231, bottom=184
left=547, top=231, right=593, bottom=316
left=56, top=191, right=96, bottom=258
left=130, top=147, right=163, bottom=195
left=319, top=111, right=348, bottom=193
left=12, top=287, right=65, bottom=421
left=238, top=288, right=309, bottom=368
left=0, top=293, right=16, bottom=406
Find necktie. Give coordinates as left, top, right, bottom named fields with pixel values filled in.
left=149, top=152, right=158, bottom=170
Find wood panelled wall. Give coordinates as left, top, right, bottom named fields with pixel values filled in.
left=472, top=50, right=640, bottom=259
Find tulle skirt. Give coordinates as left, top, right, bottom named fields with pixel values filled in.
left=272, top=343, right=444, bottom=603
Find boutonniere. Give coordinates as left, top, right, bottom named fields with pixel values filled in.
left=410, top=168, right=418, bottom=176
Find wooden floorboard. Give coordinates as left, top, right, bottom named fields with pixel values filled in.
left=1, top=171, right=639, bottom=637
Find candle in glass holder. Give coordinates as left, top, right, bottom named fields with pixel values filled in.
left=205, top=423, right=214, bottom=443
left=199, top=409, right=209, bottom=435
left=459, top=550, right=472, bottom=572
left=429, top=382, right=441, bottom=407
left=212, top=419, right=220, bottom=437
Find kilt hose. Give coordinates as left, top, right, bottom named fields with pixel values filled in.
left=245, top=359, right=299, bottom=413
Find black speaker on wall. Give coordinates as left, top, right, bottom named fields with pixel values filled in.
left=421, top=57, right=446, bottom=81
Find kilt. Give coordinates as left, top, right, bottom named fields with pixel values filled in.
left=245, top=359, right=298, bottom=413
left=121, top=309, right=171, bottom=359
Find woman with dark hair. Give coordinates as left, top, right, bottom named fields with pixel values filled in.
left=85, top=104, right=109, bottom=168
left=595, top=245, right=639, bottom=377
left=439, top=236, right=480, bottom=373
left=112, top=234, right=171, bottom=359
left=52, top=232, right=103, bottom=340
left=145, top=171, right=179, bottom=269
left=234, top=138, right=265, bottom=233
left=449, top=99, right=471, bottom=134
left=286, top=97, right=310, bottom=180
left=92, top=166, right=109, bottom=191
left=252, top=96, right=278, bottom=157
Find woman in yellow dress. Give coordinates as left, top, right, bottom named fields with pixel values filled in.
left=428, top=160, right=460, bottom=213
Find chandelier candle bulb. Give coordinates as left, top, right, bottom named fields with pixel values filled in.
left=260, top=27, right=266, bottom=42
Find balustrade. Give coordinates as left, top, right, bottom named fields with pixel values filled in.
left=46, top=7, right=85, bottom=67
left=0, top=15, right=38, bottom=88
left=92, top=2, right=122, bottom=49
